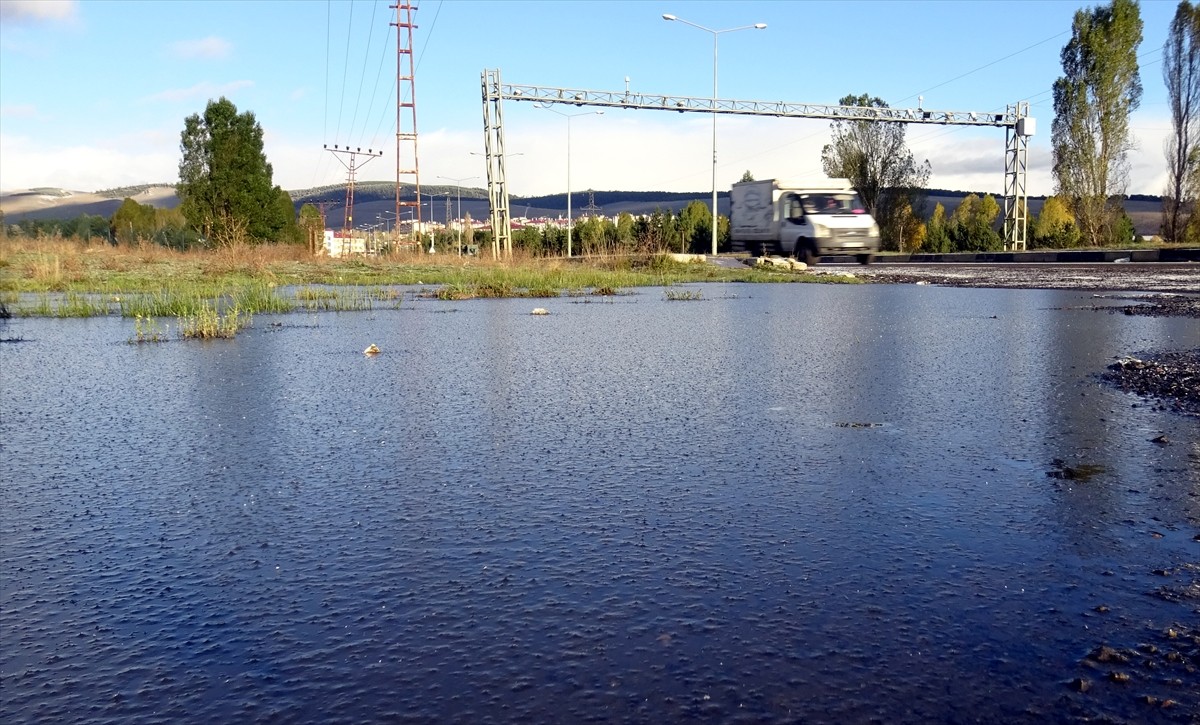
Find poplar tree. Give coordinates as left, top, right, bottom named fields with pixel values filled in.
left=1162, top=0, right=1200, bottom=242
left=177, top=97, right=292, bottom=245
left=1051, top=0, right=1143, bottom=246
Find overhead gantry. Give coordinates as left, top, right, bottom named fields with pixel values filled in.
left=481, top=68, right=1033, bottom=258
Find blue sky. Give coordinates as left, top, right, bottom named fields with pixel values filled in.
left=0, top=0, right=1183, bottom=197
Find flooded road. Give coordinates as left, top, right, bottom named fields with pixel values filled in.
left=2, top=283, right=1198, bottom=723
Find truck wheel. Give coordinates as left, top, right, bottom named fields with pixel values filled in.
left=857, top=253, right=873, bottom=265
left=801, top=239, right=819, bottom=266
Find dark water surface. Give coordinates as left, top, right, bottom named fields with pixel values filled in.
left=3, top=283, right=1198, bottom=724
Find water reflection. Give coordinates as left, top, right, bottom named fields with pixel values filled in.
left=2, top=285, right=1197, bottom=724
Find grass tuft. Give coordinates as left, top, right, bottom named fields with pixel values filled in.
left=178, top=303, right=251, bottom=339
left=129, top=315, right=169, bottom=344
left=664, top=288, right=703, bottom=301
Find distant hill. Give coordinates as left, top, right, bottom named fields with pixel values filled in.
left=0, top=186, right=180, bottom=223
left=1, top=182, right=1167, bottom=238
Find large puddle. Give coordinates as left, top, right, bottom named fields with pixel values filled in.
left=2, top=283, right=1198, bottom=723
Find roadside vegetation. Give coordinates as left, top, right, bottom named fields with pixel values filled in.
left=0, top=236, right=852, bottom=320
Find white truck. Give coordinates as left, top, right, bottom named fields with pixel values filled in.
left=729, top=178, right=880, bottom=264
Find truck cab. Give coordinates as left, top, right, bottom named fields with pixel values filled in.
left=779, top=188, right=879, bottom=264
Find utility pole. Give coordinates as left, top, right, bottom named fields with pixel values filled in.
left=312, top=200, right=338, bottom=255
left=323, top=144, right=382, bottom=241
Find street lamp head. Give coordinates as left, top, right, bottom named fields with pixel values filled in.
left=662, top=13, right=676, bottom=21
left=754, top=23, right=767, bottom=29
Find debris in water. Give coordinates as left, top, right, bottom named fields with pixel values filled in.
left=1046, top=458, right=1106, bottom=482
left=530, top=308, right=549, bottom=316
left=364, top=344, right=380, bottom=356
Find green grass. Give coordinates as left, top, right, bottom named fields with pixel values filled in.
left=231, top=283, right=293, bottom=313
left=129, top=315, right=169, bottom=344
left=178, top=303, right=251, bottom=339
left=664, top=288, right=704, bottom=301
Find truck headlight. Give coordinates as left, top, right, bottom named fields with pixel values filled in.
left=813, top=224, right=830, bottom=239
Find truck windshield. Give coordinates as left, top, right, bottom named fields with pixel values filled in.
left=804, top=194, right=866, bottom=215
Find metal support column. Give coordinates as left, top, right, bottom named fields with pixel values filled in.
left=1003, top=101, right=1031, bottom=251
left=481, top=69, right=512, bottom=258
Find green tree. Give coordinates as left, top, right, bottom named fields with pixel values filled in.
left=633, top=208, right=679, bottom=253
left=924, top=203, right=951, bottom=253
left=739, top=170, right=755, bottom=182
left=947, top=194, right=1003, bottom=251
left=1162, top=0, right=1200, bottom=242
left=821, top=93, right=931, bottom=228
left=271, top=187, right=301, bottom=244
left=177, top=96, right=288, bottom=245
left=890, top=199, right=926, bottom=252
left=512, top=226, right=543, bottom=255
left=1052, top=0, right=1143, bottom=246
left=110, top=198, right=157, bottom=244
left=574, top=216, right=604, bottom=255
left=615, top=211, right=635, bottom=248
left=1032, top=195, right=1082, bottom=248
left=678, top=200, right=711, bottom=253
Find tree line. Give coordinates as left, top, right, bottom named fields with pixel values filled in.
left=819, top=0, right=1197, bottom=250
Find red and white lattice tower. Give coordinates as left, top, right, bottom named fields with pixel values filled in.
left=391, top=3, right=420, bottom=243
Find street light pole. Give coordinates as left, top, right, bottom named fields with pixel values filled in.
left=438, top=175, right=478, bottom=256
left=663, top=13, right=766, bottom=256
left=536, top=105, right=603, bottom=258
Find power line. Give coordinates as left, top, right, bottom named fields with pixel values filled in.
left=895, top=30, right=1070, bottom=105
left=359, top=0, right=396, bottom=147
left=311, top=0, right=335, bottom=189
left=369, top=0, right=442, bottom=151
left=347, top=0, right=380, bottom=145
left=333, top=0, right=355, bottom=145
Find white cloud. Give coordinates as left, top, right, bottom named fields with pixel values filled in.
left=0, top=133, right=177, bottom=191
left=0, top=103, right=37, bottom=119
left=169, top=36, right=232, bottom=60
left=0, top=0, right=78, bottom=24
left=289, top=87, right=308, bottom=101
left=142, top=80, right=254, bottom=103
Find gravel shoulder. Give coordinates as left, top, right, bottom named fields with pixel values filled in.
left=822, top=261, right=1200, bottom=294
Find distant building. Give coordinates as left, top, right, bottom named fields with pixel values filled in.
left=323, top=230, right=365, bottom=257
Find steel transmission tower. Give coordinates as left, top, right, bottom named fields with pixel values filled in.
left=392, top=3, right=421, bottom=245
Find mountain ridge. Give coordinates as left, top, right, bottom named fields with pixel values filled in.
left=0, top=183, right=1166, bottom=237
